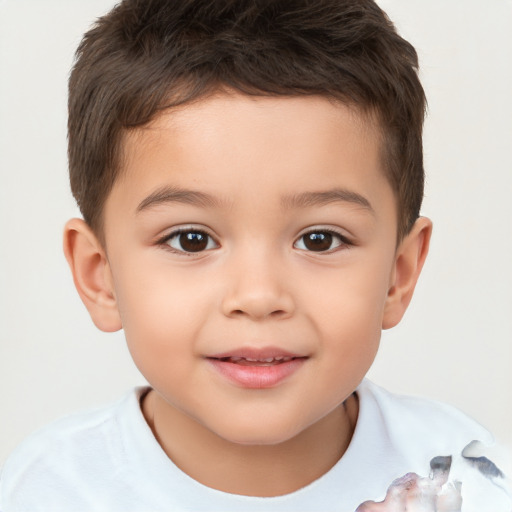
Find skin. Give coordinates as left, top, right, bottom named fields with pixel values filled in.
left=64, top=93, right=431, bottom=497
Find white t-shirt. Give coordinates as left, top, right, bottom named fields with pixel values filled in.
left=1, top=380, right=510, bottom=511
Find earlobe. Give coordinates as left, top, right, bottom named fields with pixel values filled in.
left=382, top=217, right=432, bottom=330
left=63, top=218, right=122, bottom=332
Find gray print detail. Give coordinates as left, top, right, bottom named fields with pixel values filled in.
left=463, top=455, right=505, bottom=479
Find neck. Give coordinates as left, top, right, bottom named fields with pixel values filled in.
left=141, top=389, right=359, bottom=497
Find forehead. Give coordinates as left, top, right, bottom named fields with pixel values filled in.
left=120, top=93, right=382, bottom=179
left=107, top=93, right=394, bottom=230
left=148, top=93, right=379, bottom=149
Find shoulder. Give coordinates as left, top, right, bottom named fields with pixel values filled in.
left=0, top=387, right=148, bottom=510
left=357, top=379, right=494, bottom=451
left=355, top=380, right=512, bottom=510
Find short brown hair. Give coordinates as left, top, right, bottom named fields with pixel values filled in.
left=68, top=0, right=426, bottom=241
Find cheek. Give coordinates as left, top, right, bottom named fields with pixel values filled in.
left=306, top=256, right=392, bottom=331
left=112, top=260, right=213, bottom=373
left=304, top=255, right=392, bottom=374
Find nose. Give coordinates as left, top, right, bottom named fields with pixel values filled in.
left=221, top=250, right=295, bottom=321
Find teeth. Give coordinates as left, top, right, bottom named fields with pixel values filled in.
left=223, top=356, right=296, bottom=364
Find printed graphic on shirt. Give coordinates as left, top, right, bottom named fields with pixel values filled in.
left=355, top=441, right=511, bottom=511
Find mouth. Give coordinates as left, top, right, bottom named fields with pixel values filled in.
left=209, top=355, right=302, bottom=366
left=206, top=349, right=308, bottom=388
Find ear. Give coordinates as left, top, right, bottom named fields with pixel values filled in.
left=63, top=218, right=122, bottom=332
left=382, top=217, right=432, bottom=330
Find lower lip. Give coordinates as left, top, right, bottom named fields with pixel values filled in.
left=207, top=358, right=306, bottom=389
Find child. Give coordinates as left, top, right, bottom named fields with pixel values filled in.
left=0, top=0, right=510, bottom=510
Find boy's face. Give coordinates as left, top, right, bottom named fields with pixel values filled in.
left=101, top=93, right=401, bottom=444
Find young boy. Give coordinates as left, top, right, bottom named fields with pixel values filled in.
left=0, top=0, right=510, bottom=510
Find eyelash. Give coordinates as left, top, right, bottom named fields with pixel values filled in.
left=157, top=227, right=352, bottom=255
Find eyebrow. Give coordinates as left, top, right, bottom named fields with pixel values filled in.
left=136, top=185, right=374, bottom=215
left=136, top=185, right=222, bottom=212
left=281, top=188, right=375, bottom=215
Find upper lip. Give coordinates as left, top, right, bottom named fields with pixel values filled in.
left=207, top=347, right=308, bottom=361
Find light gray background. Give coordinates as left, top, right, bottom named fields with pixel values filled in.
left=1, top=0, right=511, bottom=465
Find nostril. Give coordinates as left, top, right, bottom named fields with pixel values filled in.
left=228, top=308, right=289, bottom=319
left=222, top=290, right=295, bottom=320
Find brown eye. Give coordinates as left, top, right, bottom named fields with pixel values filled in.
left=294, top=230, right=346, bottom=252
left=166, top=230, right=217, bottom=253
left=303, top=232, right=332, bottom=251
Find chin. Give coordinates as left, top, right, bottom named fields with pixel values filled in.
left=212, top=417, right=306, bottom=447
left=223, top=433, right=299, bottom=447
